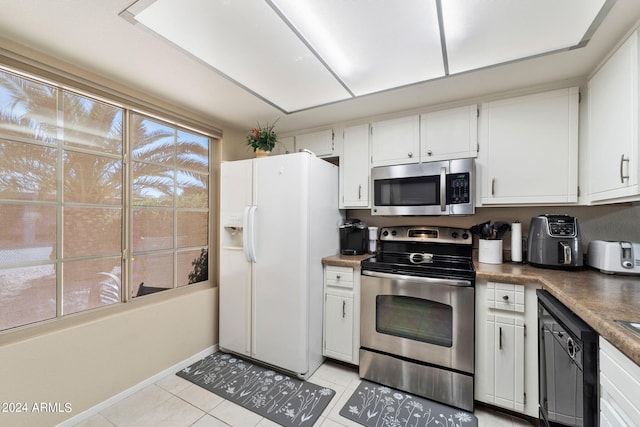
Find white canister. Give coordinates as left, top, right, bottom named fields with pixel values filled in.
left=479, top=239, right=503, bottom=264
left=368, top=227, right=379, bottom=253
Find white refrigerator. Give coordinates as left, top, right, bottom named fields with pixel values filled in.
left=219, top=152, right=341, bottom=378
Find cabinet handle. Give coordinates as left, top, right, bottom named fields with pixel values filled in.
left=499, top=327, right=503, bottom=350
left=342, top=300, right=346, bottom=318
left=336, top=275, right=341, bottom=280
left=358, top=184, right=362, bottom=200
left=502, top=295, right=509, bottom=301
left=620, top=154, right=630, bottom=183
left=427, top=149, right=433, bottom=156
left=491, top=178, right=496, bottom=196
left=408, top=152, right=413, bottom=158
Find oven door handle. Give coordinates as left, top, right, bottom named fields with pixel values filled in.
left=362, top=270, right=473, bottom=287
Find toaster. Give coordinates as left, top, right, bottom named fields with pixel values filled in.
left=527, top=214, right=583, bottom=269
left=587, top=240, right=640, bottom=275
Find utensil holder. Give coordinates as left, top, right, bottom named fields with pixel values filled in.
left=479, top=239, right=503, bottom=264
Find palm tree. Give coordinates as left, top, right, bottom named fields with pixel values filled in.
left=0, top=69, right=209, bottom=314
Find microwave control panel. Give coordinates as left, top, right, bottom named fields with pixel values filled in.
left=446, top=172, right=470, bottom=205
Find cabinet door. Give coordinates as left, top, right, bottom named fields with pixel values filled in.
left=371, top=115, right=420, bottom=166
left=420, top=105, right=478, bottom=162
left=478, top=87, right=579, bottom=205
left=588, top=30, right=639, bottom=202
left=491, top=315, right=525, bottom=412
left=272, top=136, right=294, bottom=155
left=324, top=292, right=354, bottom=362
left=599, top=338, right=640, bottom=426
left=341, top=124, right=370, bottom=208
left=295, top=129, right=335, bottom=157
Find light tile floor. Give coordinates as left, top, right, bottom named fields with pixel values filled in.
left=73, top=359, right=534, bottom=427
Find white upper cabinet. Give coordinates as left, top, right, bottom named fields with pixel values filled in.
left=272, top=135, right=294, bottom=155
left=587, top=30, right=640, bottom=203
left=341, top=123, right=370, bottom=208
left=295, top=128, right=337, bottom=158
left=420, top=105, right=478, bottom=162
left=478, top=87, right=579, bottom=205
left=371, top=115, right=420, bottom=166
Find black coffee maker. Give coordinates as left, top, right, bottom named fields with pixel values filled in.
left=339, top=218, right=368, bottom=255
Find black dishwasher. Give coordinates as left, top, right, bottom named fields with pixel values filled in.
left=537, top=290, right=598, bottom=427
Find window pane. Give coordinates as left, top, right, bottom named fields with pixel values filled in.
left=131, top=117, right=174, bottom=164
left=177, top=211, right=208, bottom=248
left=132, top=161, right=174, bottom=207
left=177, top=248, right=208, bottom=287
left=133, top=208, right=174, bottom=252
left=0, top=205, right=56, bottom=265
left=64, top=151, right=122, bottom=204
left=62, top=92, right=123, bottom=154
left=63, top=207, right=121, bottom=258
left=131, top=253, right=173, bottom=298
left=0, top=70, right=58, bottom=142
left=177, top=130, right=209, bottom=173
left=177, top=171, right=208, bottom=208
left=63, top=258, right=121, bottom=315
left=0, top=265, right=56, bottom=331
left=0, top=140, right=57, bottom=202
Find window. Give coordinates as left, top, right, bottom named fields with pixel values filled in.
left=130, top=113, right=210, bottom=298
left=0, top=68, right=213, bottom=332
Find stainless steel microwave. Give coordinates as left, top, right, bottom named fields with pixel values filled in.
left=371, top=158, right=475, bottom=216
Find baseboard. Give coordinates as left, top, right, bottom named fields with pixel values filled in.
left=57, top=345, right=218, bottom=427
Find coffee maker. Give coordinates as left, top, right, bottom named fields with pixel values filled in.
left=339, top=219, right=368, bottom=255
left=528, top=214, right=583, bottom=269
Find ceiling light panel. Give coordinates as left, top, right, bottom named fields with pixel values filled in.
left=133, top=0, right=351, bottom=112
left=442, top=0, right=608, bottom=74
left=270, top=0, right=444, bottom=96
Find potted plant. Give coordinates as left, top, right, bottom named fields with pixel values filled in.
left=246, top=119, right=278, bottom=157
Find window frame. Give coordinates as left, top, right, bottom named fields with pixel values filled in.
left=0, top=60, right=218, bottom=333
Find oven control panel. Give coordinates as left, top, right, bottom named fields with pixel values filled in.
left=379, top=226, right=472, bottom=245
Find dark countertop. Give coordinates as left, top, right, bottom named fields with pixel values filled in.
left=476, top=261, right=640, bottom=365
left=323, top=253, right=640, bottom=366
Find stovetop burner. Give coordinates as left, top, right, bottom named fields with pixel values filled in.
left=362, top=226, right=475, bottom=282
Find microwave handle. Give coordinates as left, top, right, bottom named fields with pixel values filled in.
left=440, top=167, right=446, bottom=212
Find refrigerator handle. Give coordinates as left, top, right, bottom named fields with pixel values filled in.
left=248, top=206, right=258, bottom=262
left=242, top=206, right=252, bottom=262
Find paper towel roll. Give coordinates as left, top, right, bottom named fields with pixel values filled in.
left=511, top=221, right=522, bottom=262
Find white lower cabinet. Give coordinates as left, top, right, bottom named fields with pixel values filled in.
left=599, top=337, right=640, bottom=426
left=324, top=292, right=354, bottom=359
left=476, top=280, right=540, bottom=417
left=487, top=314, right=525, bottom=411
left=323, top=264, right=360, bottom=364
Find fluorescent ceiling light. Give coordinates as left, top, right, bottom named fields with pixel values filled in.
left=441, top=0, right=610, bottom=74
left=123, top=0, right=611, bottom=113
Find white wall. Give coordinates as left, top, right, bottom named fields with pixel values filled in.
left=0, top=285, right=218, bottom=427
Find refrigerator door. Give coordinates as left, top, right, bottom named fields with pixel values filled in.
left=219, top=159, right=254, bottom=357
left=252, top=154, right=310, bottom=373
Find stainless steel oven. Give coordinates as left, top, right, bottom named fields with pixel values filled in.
left=360, top=226, right=475, bottom=411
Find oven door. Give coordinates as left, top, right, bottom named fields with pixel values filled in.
left=361, top=270, right=474, bottom=374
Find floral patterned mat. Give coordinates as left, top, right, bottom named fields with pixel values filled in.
left=340, top=380, right=477, bottom=427
left=177, top=352, right=335, bottom=426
